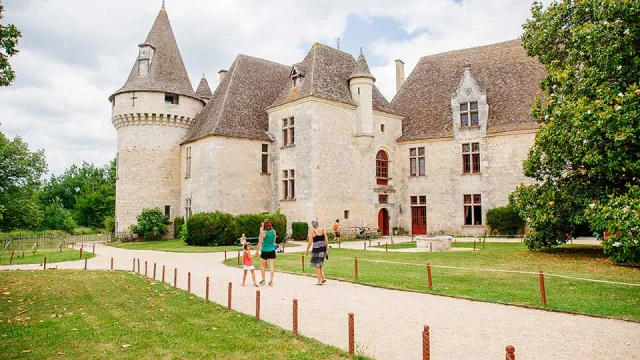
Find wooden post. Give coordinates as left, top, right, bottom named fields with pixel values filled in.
left=111, top=257, right=114, bottom=270
left=473, top=240, right=476, bottom=251
left=224, top=250, right=227, bottom=260
left=292, top=299, right=299, bottom=336
left=506, top=345, right=516, bottom=360
left=348, top=313, right=354, bottom=355
left=137, top=259, right=140, bottom=274
left=237, top=252, right=240, bottom=265
left=153, top=263, right=157, bottom=279
left=188, top=272, right=191, bottom=293
left=282, top=242, right=285, bottom=254
left=162, top=265, right=165, bottom=282
left=43, top=257, right=47, bottom=270
left=427, top=263, right=433, bottom=290
left=385, top=243, right=388, bottom=252
left=338, top=239, right=341, bottom=248
left=364, top=242, right=366, bottom=251
left=92, top=243, right=95, bottom=254
left=255, top=290, right=261, bottom=320
left=9, top=251, right=14, bottom=265
left=84, top=257, right=87, bottom=270
left=301, top=255, right=305, bottom=273
left=174, top=268, right=177, bottom=287
left=539, top=270, right=547, bottom=305
left=369, top=239, right=371, bottom=247
left=354, top=257, right=359, bottom=280
left=423, top=325, right=430, bottom=360
left=205, top=276, right=210, bottom=300
left=79, top=247, right=83, bottom=258
left=227, top=282, right=232, bottom=311
left=144, top=261, right=148, bottom=276
left=132, top=258, right=135, bottom=271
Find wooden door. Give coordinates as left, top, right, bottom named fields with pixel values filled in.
left=378, top=208, right=389, bottom=236
left=411, top=206, right=427, bottom=235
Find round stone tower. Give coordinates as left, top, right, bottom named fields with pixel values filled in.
left=109, top=6, right=204, bottom=233
left=349, top=48, right=375, bottom=136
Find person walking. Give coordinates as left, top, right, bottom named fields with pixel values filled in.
left=306, top=218, right=328, bottom=285
left=333, top=219, right=341, bottom=243
left=257, top=219, right=277, bottom=286
left=241, top=243, right=259, bottom=287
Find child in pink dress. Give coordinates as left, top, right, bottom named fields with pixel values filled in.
left=242, top=243, right=259, bottom=287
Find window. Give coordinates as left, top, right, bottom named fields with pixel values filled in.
left=282, top=170, right=295, bottom=200
left=410, top=196, right=426, bottom=206
left=185, top=146, right=192, bottom=178
left=464, top=194, right=482, bottom=225
left=409, top=147, right=425, bottom=176
left=462, top=142, right=480, bottom=174
left=381, top=124, right=385, bottom=132
left=261, top=144, right=269, bottom=174
left=460, top=101, right=478, bottom=127
left=282, top=117, right=295, bottom=146
left=165, top=93, right=179, bottom=105
left=344, top=210, right=350, bottom=219
left=376, top=150, right=389, bottom=185
left=379, top=195, right=388, bottom=204
left=164, top=205, right=171, bottom=218
left=185, top=198, right=192, bottom=219
left=293, top=76, right=302, bottom=87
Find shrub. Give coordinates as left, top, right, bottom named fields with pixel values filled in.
left=486, top=206, right=525, bottom=235
left=173, top=216, right=185, bottom=239
left=233, top=211, right=287, bottom=243
left=130, top=208, right=169, bottom=239
left=72, top=226, right=96, bottom=235
left=41, top=198, right=76, bottom=233
left=185, top=211, right=236, bottom=246
left=291, top=222, right=308, bottom=240
left=103, top=216, right=115, bottom=233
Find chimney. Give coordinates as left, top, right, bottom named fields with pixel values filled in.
left=218, top=69, right=228, bottom=83
left=395, top=59, right=405, bottom=92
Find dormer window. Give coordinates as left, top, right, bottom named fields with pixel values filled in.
left=293, top=76, right=302, bottom=87
left=137, top=43, right=154, bottom=77
left=460, top=101, right=479, bottom=127
left=165, top=93, right=179, bottom=105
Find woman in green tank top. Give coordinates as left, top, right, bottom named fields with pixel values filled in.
left=257, top=219, right=277, bottom=286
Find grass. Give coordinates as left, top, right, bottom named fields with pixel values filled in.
left=109, top=238, right=243, bottom=253
left=0, top=270, right=366, bottom=360
left=225, top=242, right=640, bottom=321
left=0, top=249, right=94, bottom=266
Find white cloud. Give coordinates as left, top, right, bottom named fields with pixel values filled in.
left=0, top=0, right=543, bottom=175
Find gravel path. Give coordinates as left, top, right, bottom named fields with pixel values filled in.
left=2, top=243, right=638, bottom=360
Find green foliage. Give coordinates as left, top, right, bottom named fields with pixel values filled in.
left=291, top=222, right=309, bottom=240
left=72, top=226, right=98, bottom=235
left=184, top=211, right=236, bottom=246
left=0, top=1, right=21, bottom=86
left=103, top=216, right=115, bottom=233
left=0, top=132, right=47, bottom=231
left=41, top=197, right=76, bottom=233
left=512, top=1, right=640, bottom=258
left=130, top=208, right=169, bottom=239
left=585, top=185, right=640, bottom=265
left=173, top=216, right=184, bottom=239
left=485, top=205, right=525, bottom=235
left=233, top=211, right=286, bottom=243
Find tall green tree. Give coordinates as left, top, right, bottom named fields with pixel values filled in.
left=0, top=131, right=47, bottom=230
left=511, top=0, right=640, bottom=264
left=0, top=0, right=21, bottom=86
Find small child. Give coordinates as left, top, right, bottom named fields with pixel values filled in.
left=242, top=243, right=259, bottom=287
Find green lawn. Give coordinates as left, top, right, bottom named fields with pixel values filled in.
left=109, top=238, right=243, bottom=253
left=225, top=242, right=640, bottom=321
left=0, top=270, right=366, bottom=360
left=0, top=248, right=94, bottom=266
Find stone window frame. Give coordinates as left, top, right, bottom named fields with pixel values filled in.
left=282, top=117, right=295, bottom=147
left=409, top=147, right=426, bottom=177
left=261, top=144, right=269, bottom=174
left=379, top=194, right=388, bottom=204
left=376, top=150, right=389, bottom=185
left=463, top=194, right=482, bottom=225
left=459, top=101, right=479, bottom=127
left=282, top=169, right=295, bottom=200
left=185, top=198, right=192, bottom=219
left=185, top=146, right=192, bottom=178
left=462, top=142, right=480, bottom=174
left=164, top=93, right=179, bottom=105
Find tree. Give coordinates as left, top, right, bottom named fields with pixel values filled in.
left=130, top=208, right=169, bottom=239
left=41, top=197, right=76, bottom=233
left=0, top=131, right=47, bottom=231
left=511, top=1, right=640, bottom=263
left=0, top=0, right=22, bottom=86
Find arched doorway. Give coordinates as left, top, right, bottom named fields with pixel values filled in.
left=378, top=208, right=389, bottom=236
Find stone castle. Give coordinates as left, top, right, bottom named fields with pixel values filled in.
left=111, top=6, right=544, bottom=236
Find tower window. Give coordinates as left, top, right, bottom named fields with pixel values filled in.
left=460, top=101, right=479, bottom=127
left=462, top=142, right=480, bottom=174
left=282, top=170, right=295, bottom=200
left=261, top=144, right=269, bottom=174
left=165, top=93, right=179, bottom=105
left=282, top=117, right=295, bottom=146
left=185, top=198, right=192, bottom=219
left=185, top=146, right=192, bottom=178
left=344, top=210, right=350, bottom=219
left=381, top=124, right=385, bottom=132
left=164, top=205, right=171, bottom=218
left=409, top=147, right=426, bottom=176
left=376, top=150, right=389, bottom=185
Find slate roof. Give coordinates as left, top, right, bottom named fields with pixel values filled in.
left=349, top=49, right=376, bottom=81
left=195, top=76, right=212, bottom=100
left=392, top=39, right=545, bottom=141
left=269, top=43, right=396, bottom=115
left=182, top=55, right=290, bottom=143
left=110, top=9, right=197, bottom=101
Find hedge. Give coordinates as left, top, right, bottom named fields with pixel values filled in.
left=486, top=206, right=525, bottom=235
left=234, top=211, right=287, bottom=243
left=184, top=210, right=287, bottom=246
left=291, top=222, right=308, bottom=240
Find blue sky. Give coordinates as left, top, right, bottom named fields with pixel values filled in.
left=0, top=0, right=544, bottom=175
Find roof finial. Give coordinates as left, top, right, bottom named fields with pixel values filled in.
left=359, top=46, right=363, bottom=56
left=202, top=73, right=205, bottom=78
left=337, top=38, right=340, bottom=50
left=161, top=0, right=165, bottom=10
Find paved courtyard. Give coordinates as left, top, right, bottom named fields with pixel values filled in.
left=2, top=242, right=639, bottom=360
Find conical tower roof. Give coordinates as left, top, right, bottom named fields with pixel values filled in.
left=349, top=48, right=376, bottom=81
left=110, top=8, right=197, bottom=100
left=195, top=75, right=212, bottom=100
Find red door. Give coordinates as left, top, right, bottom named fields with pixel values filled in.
left=378, top=208, right=389, bottom=236
left=411, top=206, right=427, bottom=235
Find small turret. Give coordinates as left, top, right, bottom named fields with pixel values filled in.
left=349, top=48, right=375, bottom=136
left=196, top=75, right=212, bottom=101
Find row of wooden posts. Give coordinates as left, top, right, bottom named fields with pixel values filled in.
left=3, top=242, right=96, bottom=265
left=126, top=256, right=519, bottom=359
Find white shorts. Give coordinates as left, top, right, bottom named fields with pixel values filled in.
left=243, top=265, right=255, bottom=271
